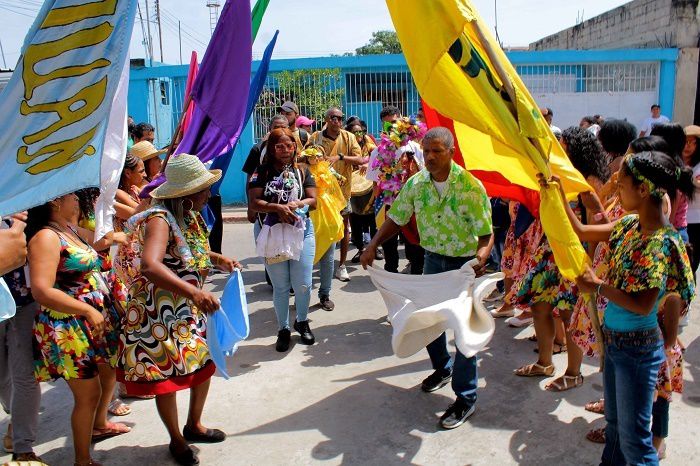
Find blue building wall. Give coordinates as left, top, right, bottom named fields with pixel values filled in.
left=128, top=49, right=679, bottom=204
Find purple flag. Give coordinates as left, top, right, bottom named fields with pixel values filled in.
left=142, top=0, right=252, bottom=196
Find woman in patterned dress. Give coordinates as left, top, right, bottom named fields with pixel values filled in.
left=513, top=128, right=607, bottom=389
left=27, top=193, right=130, bottom=466
left=118, top=154, right=240, bottom=466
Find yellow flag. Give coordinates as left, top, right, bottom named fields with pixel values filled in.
left=386, top=0, right=591, bottom=279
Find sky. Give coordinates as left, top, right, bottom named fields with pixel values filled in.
left=0, top=0, right=632, bottom=68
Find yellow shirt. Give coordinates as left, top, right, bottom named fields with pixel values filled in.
left=309, top=129, right=362, bottom=202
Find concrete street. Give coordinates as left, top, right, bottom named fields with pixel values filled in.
left=3, top=222, right=700, bottom=465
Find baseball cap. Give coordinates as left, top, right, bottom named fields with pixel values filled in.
left=296, top=115, right=315, bottom=126
left=279, top=101, right=299, bottom=114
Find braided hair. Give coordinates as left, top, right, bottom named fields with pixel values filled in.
left=119, top=153, right=140, bottom=190
left=75, top=188, right=100, bottom=221
left=621, top=150, right=695, bottom=203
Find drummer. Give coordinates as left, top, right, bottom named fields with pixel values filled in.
left=347, top=121, right=383, bottom=263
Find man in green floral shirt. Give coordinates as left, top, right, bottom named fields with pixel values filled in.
left=361, top=127, right=493, bottom=430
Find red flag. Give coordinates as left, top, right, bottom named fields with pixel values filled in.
left=422, top=101, right=540, bottom=216
left=181, top=51, right=198, bottom=134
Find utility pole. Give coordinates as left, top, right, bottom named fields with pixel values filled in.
left=0, top=36, right=7, bottom=69
left=156, top=0, right=164, bottom=62
left=178, top=21, right=183, bottom=65
left=145, top=0, right=154, bottom=65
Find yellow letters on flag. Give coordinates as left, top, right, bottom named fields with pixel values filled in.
left=386, top=0, right=591, bottom=280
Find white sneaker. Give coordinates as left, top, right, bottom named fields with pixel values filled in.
left=505, top=314, right=533, bottom=328
left=335, top=265, right=350, bottom=282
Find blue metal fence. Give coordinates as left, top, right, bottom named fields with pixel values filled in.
left=128, top=48, right=679, bottom=204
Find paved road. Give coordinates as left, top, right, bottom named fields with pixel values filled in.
left=3, top=223, right=700, bottom=465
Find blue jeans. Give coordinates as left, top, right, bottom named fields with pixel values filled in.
left=602, top=328, right=665, bottom=466
left=265, top=219, right=315, bottom=330
left=423, top=251, right=478, bottom=405
left=318, top=241, right=335, bottom=298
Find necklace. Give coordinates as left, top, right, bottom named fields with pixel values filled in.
left=48, top=221, right=89, bottom=249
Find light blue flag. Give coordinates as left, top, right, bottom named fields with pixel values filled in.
left=208, top=269, right=250, bottom=379
left=0, top=0, right=137, bottom=222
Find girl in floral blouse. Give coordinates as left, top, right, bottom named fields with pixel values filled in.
left=552, top=150, right=695, bottom=466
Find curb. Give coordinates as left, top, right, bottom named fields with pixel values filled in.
left=222, top=215, right=250, bottom=224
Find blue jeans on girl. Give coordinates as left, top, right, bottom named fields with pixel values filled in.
left=601, top=327, right=665, bottom=466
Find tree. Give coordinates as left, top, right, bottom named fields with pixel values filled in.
left=355, top=30, right=402, bottom=55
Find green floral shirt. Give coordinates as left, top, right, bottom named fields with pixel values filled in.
left=388, top=162, right=492, bottom=257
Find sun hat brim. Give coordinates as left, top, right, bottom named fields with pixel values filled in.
left=150, top=169, right=223, bottom=199
left=139, top=148, right=167, bottom=161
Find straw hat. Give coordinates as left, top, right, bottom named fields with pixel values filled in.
left=150, top=154, right=222, bottom=199
left=685, top=125, right=700, bottom=138
left=130, top=141, right=166, bottom=161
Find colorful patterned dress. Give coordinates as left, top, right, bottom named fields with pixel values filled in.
left=513, top=202, right=585, bottom=314
left=501, top=202, right=544, bottom=307
left=113, top=190, right=142, bottom=290
left=118, top=208, right=215, bottom=395
left=570, top=203, right=626, bottom=357
left=33, top=227, right=123, bottom=382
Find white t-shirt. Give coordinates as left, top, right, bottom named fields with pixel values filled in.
left=432, top=179, right=448, bottom=197
left=685, top=163, right=700, bottom=224
left=639, top=115, right=670, bottom=134
left=366, top=140, right=424, bottom=183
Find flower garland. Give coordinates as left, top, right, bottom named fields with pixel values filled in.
left=370, top=117, right=427, bottom=205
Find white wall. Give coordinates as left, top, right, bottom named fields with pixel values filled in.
left=533, top=91, right=658, bottom=131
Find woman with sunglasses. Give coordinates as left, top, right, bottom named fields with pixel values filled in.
left=249, top=128, right=318, bottom=352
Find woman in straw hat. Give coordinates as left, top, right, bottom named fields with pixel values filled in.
left=118, top=154, right=240, bottom=465
left=130, top=140, right=166, bottom=182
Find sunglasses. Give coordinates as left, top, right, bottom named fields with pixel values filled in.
left=328, top=115, right=344, bottom=122
left=274, top=142, right=296, bottom=152
left=353, top=130, right=366, bottom=136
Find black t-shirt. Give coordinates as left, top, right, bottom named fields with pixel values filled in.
left=248, top=165, right=315, bottom=202
left=242, top=141, right=267, bottom=177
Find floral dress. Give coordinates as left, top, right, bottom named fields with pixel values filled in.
left=605, top=215, right=695, bottom=402
left=113, top=191, right=142, bottom=290
left=501, top=203, right=544, bottom=307
left=118, top=208, right=215, bottom=395
left=570, top=203, right=626, bottom=357
left=33, top=227, right=124, bottom=382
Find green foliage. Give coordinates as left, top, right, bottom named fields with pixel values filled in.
left=274, top=68, right=345, bottom=122
left=355, top=30, right=402, bottom=55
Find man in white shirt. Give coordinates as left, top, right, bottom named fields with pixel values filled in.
left=639, top=104, right=670, bottom=137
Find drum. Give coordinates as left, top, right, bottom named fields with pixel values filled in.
left=350, top=171, right=375, bottom=215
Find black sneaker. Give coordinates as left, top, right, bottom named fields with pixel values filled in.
left=294, top=320, right=315, bottom=345
left=439, top=399, right=476, bottom=429
left=319, top=296, right=335, bottom=311
left=351, top=251, right=362, bottom=263
left=420, top=369, right=452, bottom=392
left=375, top=248, right=384, bottom=260
left=275, top=328, right=291, bottom=352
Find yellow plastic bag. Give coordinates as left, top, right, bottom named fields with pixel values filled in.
left=308, top=160, right=345, bottom=263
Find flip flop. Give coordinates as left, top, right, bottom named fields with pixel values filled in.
left=92, top=422, right=131, bottom=442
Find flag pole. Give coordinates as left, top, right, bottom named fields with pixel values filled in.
left=161, top=93, right=193, bottom=170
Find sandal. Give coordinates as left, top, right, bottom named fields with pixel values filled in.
left=545, top=374, right=584, bottom=392
left=514, top=362, right=555, bottom=377
left=92, top=422, right=131, bottom=441
left=118, top=384, right=155, bottom=400
left=75, top=459, right=103, bottom=466
left=527, top=334, right=537, bottom=342
left=108, top=398, right=132, bottom=416
left=586, top=426, right=606, bottom=444
left=534, top=342, right=567, bottom=354
left=585, top=399, right=605, bottom=414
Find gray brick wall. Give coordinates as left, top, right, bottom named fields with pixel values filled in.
left=530, top=0, right=699, bottom=50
